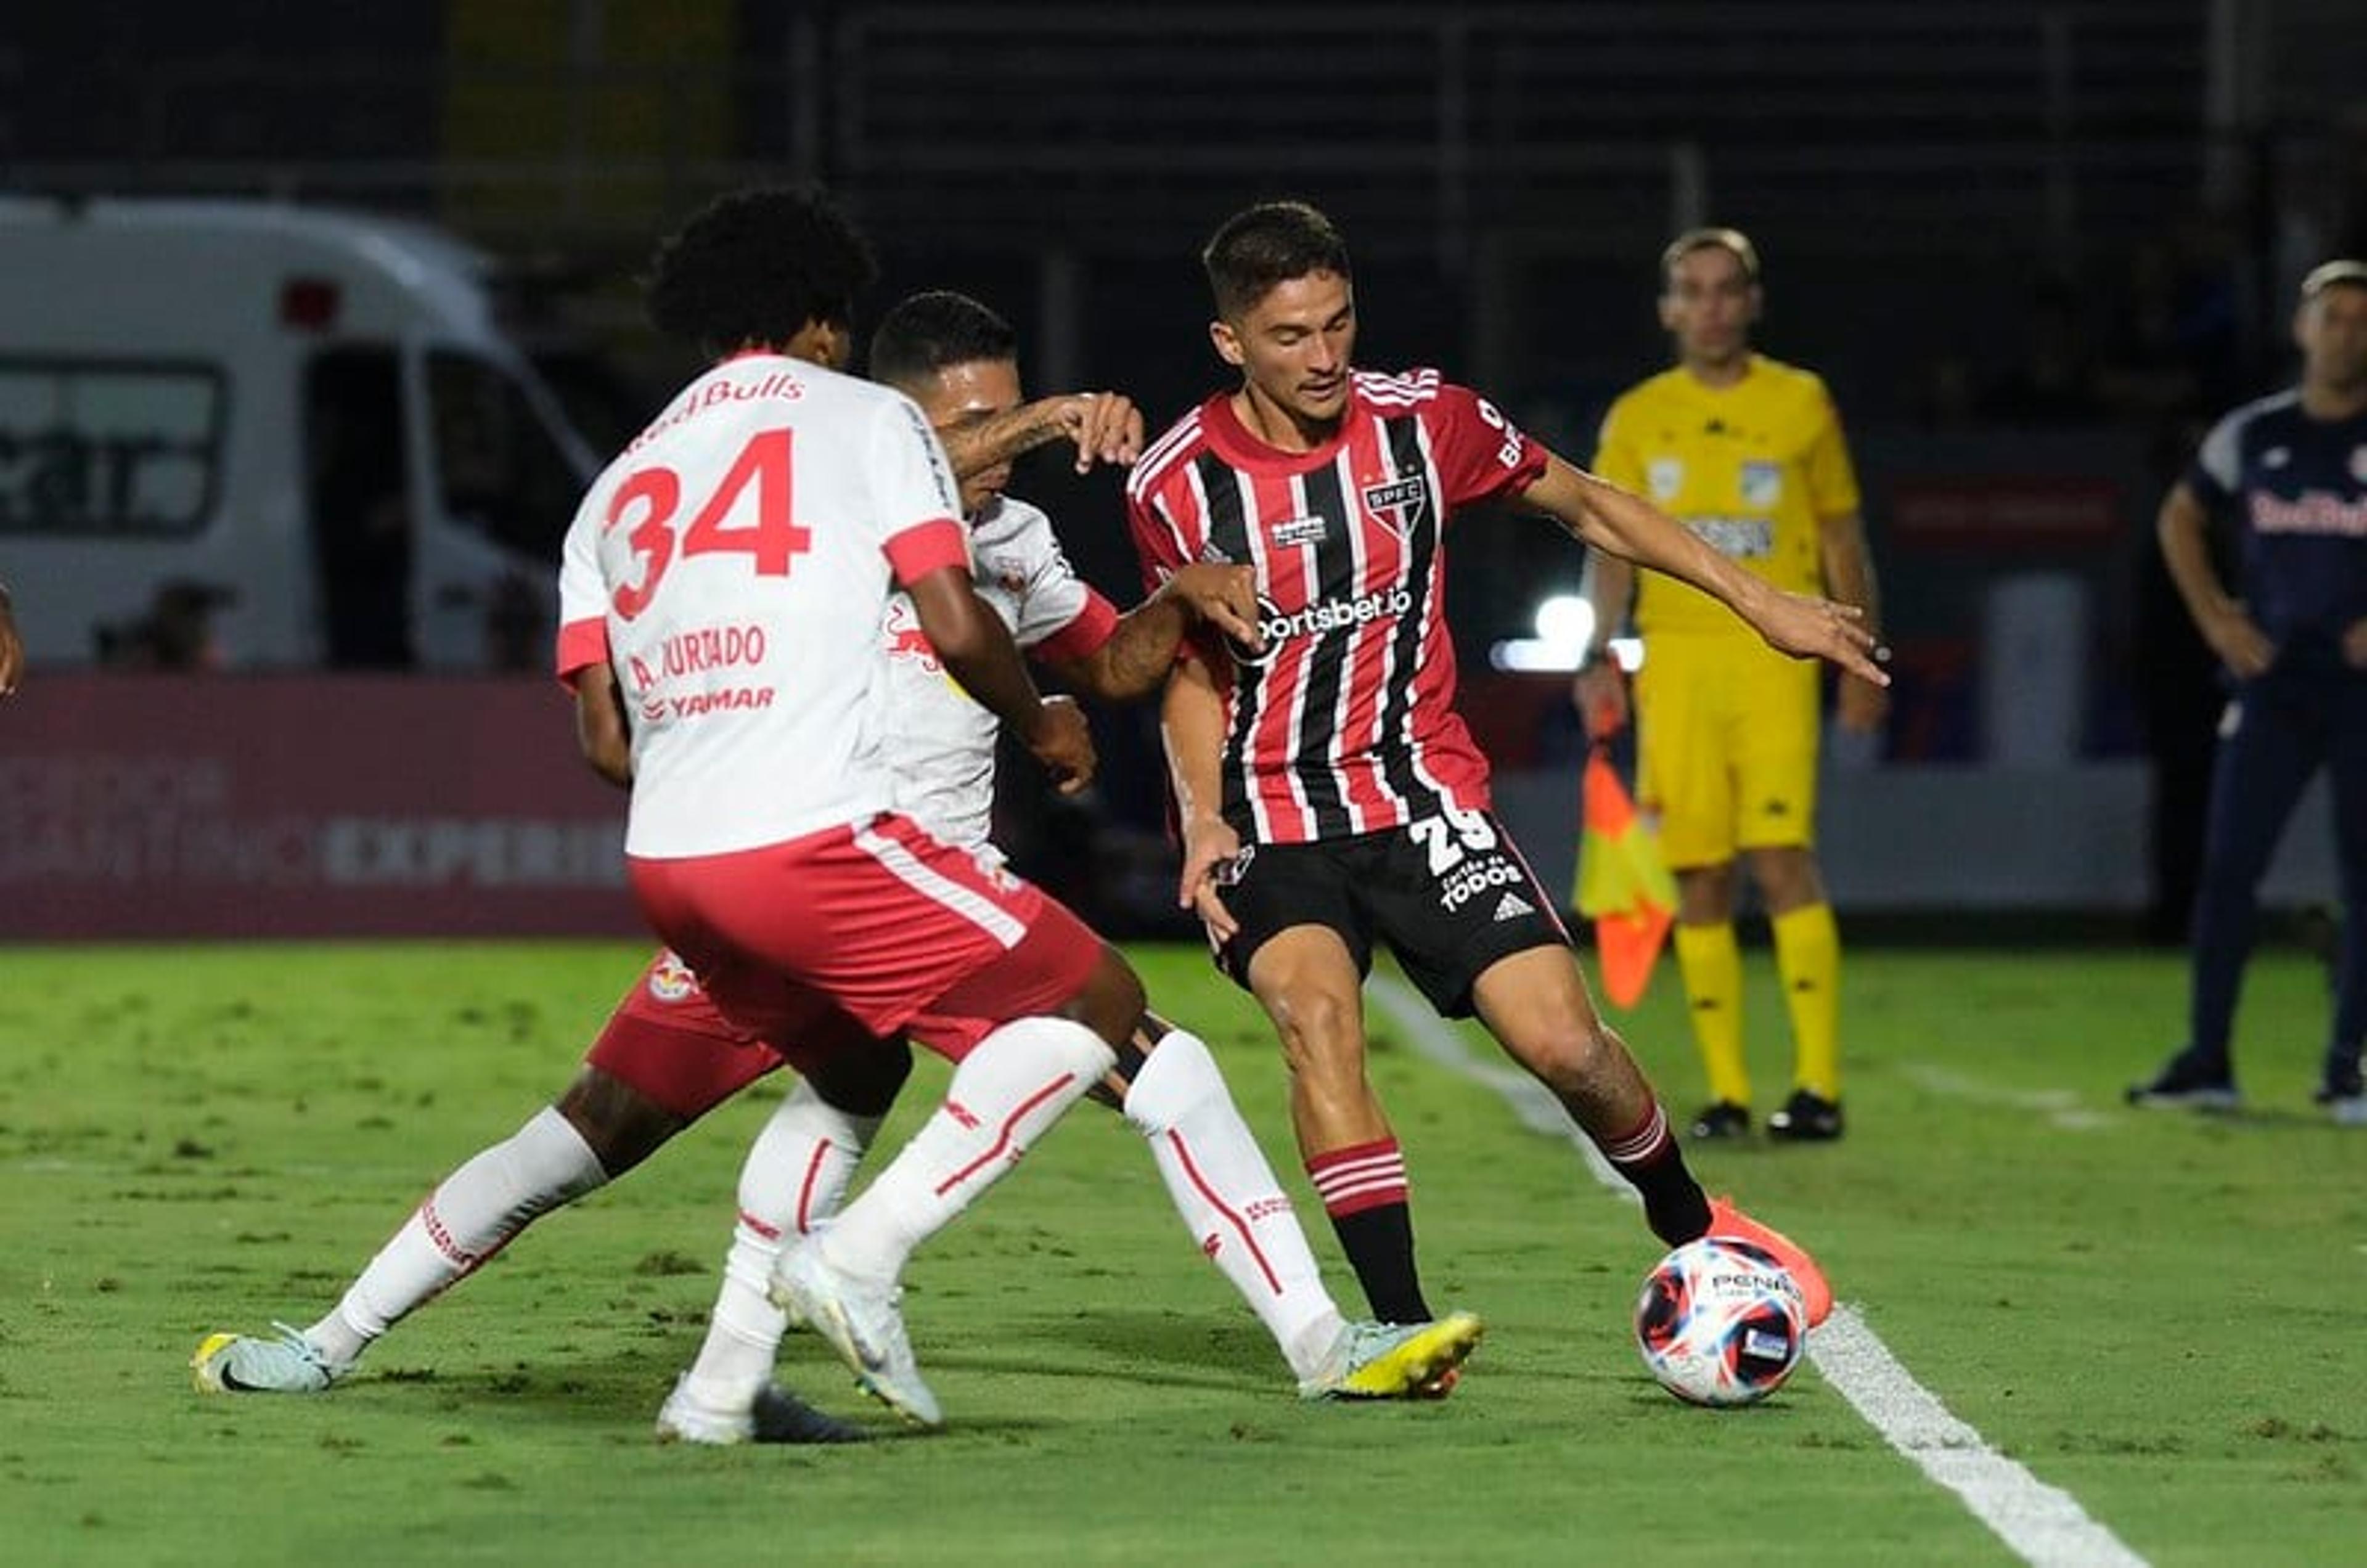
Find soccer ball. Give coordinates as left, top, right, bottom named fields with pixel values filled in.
left=1633, top=1236, right=1808, bottom=1407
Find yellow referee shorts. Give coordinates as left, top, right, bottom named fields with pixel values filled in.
left=1631, top=635, right=1820, bottom=868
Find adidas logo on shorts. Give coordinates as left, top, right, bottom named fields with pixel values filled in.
left=1492, top=891, right=1535, bottom=922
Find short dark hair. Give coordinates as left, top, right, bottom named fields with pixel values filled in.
left=868, top=290, right=1019, bottom=396
left=1202, top=200, right=1353, bottom=320
left=645, top=185, right=878, bottom=353
left=1660, top=227, right=1761, bottom=290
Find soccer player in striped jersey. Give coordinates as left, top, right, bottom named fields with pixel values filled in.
left=1131, top=201, right=1884, bottom=1341
left=1576, top=229, right=1884, bottom=1145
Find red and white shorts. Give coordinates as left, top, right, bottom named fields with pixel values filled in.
left=626, top=812, right=1101, bottom=1068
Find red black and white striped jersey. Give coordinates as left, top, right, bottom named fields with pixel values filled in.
left=1126, top=368, right=1549, bottom=844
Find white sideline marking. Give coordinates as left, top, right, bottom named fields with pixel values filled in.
left=1899, top=1063, right=2113, bottom=1132
left=1366, top=975, right=2148, bottom=1568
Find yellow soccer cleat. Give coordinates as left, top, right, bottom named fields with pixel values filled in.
left=1299, top=1311, right=1484, bottom=1401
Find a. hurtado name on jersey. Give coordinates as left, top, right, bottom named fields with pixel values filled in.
left=1684, top=516, right=1775, bottom=558
left=627, top=621, right=778, bottom=721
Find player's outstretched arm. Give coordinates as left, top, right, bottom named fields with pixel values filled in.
left=1049, top=564, right=1261, bottom=703
left=938, top=392, right=1147, bottom=480
left=908, top=563, right=1097, bottom=793
left=0, top=581, right=23, bottom=695
left=1161, top=652, right=1240, bottom=943
left=1520, top=454, right=1887, bottom=685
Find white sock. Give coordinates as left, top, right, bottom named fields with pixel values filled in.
left=818, top=1016, right=1114, bottom=1284
left=310, top=1106, right=607, bottom=1366
left=679, top=1080, right=883, bottom=1413
left=1124, top=1030, right=1342, bottom=1379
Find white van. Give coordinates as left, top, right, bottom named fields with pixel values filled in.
left=0, top=196, right=603, bottom=669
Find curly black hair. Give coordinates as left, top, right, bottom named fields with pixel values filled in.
left=868, top=290, right=1018, bottom=397
left=644, top=186, right=879, bottom=353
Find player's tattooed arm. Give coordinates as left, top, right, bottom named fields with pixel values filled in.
left=572, top=662, right=634, bottom=788
left=1049, top=565, right=1261, bottom=702
left=937, top=392, right=1146, bottom=480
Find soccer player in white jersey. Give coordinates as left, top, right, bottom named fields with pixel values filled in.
left=572, top=188, right=1158, bottom=1431
left=192, top=269, right=1478, bottom=1435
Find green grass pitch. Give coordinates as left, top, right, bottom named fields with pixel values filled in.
left=3, top=940, right=2359, bottom=1565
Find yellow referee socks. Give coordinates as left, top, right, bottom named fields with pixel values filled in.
left=1673, top=921, right=1749, bottom=1107
left=1772, top=902, right=1842, bottom=1100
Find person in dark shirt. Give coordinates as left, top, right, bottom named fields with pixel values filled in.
left=2128, top=260, right=2367, bottom=1124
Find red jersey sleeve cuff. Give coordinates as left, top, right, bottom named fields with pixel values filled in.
left=883, top=517, right=970, bottom=586
left=1031, top=589, right=1120, bottom=665
left=555, top=616, right=608, bottom=687
left=1504, top=435, right=1551, bottom=497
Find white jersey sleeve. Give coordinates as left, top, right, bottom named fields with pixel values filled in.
left=554, top=492, right=609, bottom=684
left=877, top=496, right=1113, bottom=851
left=594, top=356, right=967, bottom=857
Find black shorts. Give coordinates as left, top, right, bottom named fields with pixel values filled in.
left=1214, top=811, right=1572, bottom=1018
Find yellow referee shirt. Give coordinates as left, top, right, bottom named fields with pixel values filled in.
left=1592, top=354, right=1860, bottom=639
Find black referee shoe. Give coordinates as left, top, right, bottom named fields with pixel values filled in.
left=2125, top=1047, right=2240, bottom=1111
left=1767, top=1089, right=1844, bottom=1142
left=1686, top=1101, right=1752, bottom=1141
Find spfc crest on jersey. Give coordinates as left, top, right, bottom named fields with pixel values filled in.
left=1646, top=457, right=1683, bottom=500
left=1361, top=474, right=1431, bottom=536
left=1739, top=460, right=1783, bottom=509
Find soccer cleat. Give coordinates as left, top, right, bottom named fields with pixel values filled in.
left=1686, top=1101, right=1752, bottom=1141
left=1767, top=1089, right=1844, bottom=1143
left=768, top=1243, right=942, bottom=1429
left=1297, top=1312, right=1485, bottom=1401
left=655, top=1374, right=872, bottom=1446
left=1705, top=1196, right=1833, bottom=1329
left=2125, top=1047, right=2241, bottom=1111
left=190, top=1323, right=340, bottom=1394
left=2313, top=1065, right=2366, bottom=1127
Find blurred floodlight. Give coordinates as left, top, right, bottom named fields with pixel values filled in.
left=1488, top=593, right=1648, bottom=672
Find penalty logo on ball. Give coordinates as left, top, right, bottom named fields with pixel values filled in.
left=1633, top=1236, right=1807, bottom=1407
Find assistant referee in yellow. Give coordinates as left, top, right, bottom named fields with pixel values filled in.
left=1575, top=227, right=1884, bottom=1143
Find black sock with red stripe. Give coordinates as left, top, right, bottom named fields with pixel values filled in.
left=1307, top=1137, right=1431, bottom=1323
left=1595, top=1103, right=1711, bottom=1245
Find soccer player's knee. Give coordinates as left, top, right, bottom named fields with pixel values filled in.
left=1535, top=1019, right=1622, bottom=1089
left=1069, top=946, right=1148, bottom=1048
left=1273, top=987, right=1362, bottom=1076
left=555, top=1071, right=682, bottom=1177
left=807, top=1039, right=913, bottom=1119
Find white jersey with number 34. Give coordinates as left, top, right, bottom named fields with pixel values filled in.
left=556, top=353, right=967, bottom=859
